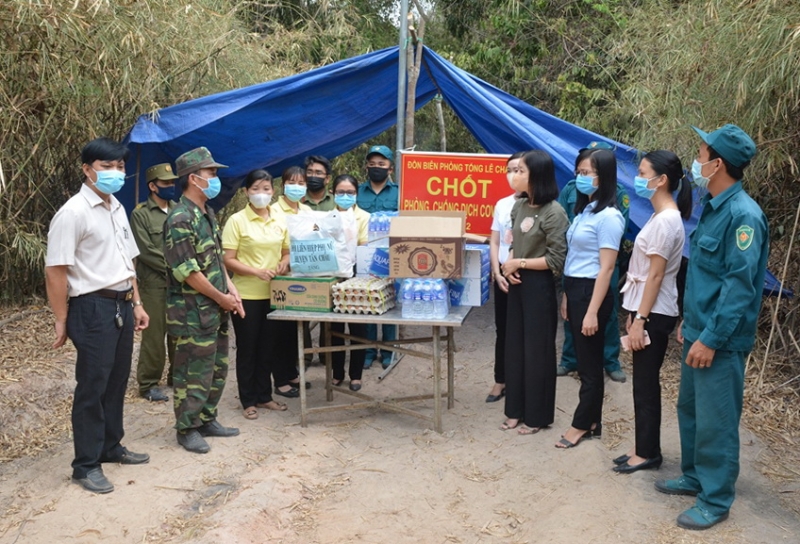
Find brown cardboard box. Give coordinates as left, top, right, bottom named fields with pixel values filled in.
left=270, top=276, right=338, bottom=312
left=388, top=212, right=466, bottom=278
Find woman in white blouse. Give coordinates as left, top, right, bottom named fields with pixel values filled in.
left=612, top=150, right=692, bottom=473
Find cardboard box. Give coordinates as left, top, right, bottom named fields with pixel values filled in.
left=464, top=244, right=491, bottom=279
left=389, top=211, right=466, bottom=279
left=446, top=275, right=490, bottom=307
left=270, top=276, right=338, bottom=312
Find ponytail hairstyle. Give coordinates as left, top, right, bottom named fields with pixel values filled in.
left=643, top=150, right=693, bottom=220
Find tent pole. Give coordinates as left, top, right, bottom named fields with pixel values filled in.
left=396, top=0, right=409, bottom=180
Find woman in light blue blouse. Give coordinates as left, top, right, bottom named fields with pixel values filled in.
left=556, top=148, right=626, bottom=449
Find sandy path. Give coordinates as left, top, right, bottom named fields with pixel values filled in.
left=0, top=302, right=798, bottom=543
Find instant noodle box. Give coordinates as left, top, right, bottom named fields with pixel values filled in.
left=388, top=211, right=466, bottom=279
left=270, top=276, right=339, bottom=312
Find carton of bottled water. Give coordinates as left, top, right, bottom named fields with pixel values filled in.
left=401, top=278, right=415, bottom=318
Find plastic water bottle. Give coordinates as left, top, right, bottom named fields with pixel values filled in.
left=368, top=214, right=378, bottom=243
left=433, top=280, right=449, bottom=319
left=421, top=280, right=434, bottom=319
left=412, top=279, right=424, bottom=318
left=401, top=279, right=414, bottom=318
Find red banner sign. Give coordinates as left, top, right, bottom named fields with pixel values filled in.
left=399, top=151, right=512, bottom=236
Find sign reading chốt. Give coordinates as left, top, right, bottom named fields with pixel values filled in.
left=399, top=151, right=511, bottom=236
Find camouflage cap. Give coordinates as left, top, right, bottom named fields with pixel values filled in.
left=145, top=163, right=179, bottom=183
left=175, top=147, right=228, bottom=177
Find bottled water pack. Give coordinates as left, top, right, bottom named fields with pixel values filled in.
left=400, top=278, right=449, bottom=319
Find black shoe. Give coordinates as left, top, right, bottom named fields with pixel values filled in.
left=590, top=422, right=602, bottom=438
left=613, top=455, right=663, bottom=474
left=100, top=447, right=150, bottom=465
left=485, top=388, right=506, bottom=403
left=275, top=386, right=300, bottom=398
left=198, top=420, right=240, bottom=437
left=613, top=454, right=631, bottom=466
left=289, top=380, right=312, bottom=390
left=141, top=388, right=169, bottom=402
left=349, top=381, right=362, bottom=392
left=72, top=467, right=114, bottom=494
left=177, top=429, right=210, bottom=454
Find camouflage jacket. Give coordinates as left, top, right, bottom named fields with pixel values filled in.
left=164, top=195, right=228, bottom=336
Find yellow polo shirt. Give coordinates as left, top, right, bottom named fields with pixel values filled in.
left=269, top=196, right=311, bottom=218
left=222, top=205, right=289, bottom=300
left=352, top=205, right=370, bottom=245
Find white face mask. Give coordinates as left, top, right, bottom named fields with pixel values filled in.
left=249, top=193, right=272, bottom=209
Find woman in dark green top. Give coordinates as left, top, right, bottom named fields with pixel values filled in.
left=500, top=150, right=570, bottom=434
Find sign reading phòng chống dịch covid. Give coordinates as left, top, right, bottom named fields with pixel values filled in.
left=399, top=151, right=512, bottom=236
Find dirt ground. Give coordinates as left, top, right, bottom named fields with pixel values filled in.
left=1, top=301, right=799, bottom=544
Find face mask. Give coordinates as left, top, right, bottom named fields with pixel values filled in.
left=284, top=184, right=307, bottom=202
left=691, top=159, right=713, bottom=189
left=93, top=169, right=125, bottom=195
left=633, top=175, right=658, bottom=200
left=193, top=174, right=221, bottom=200
left=306, top=176, right=326, bottom=192
left=575, top=174, right=598, bottom=196
left=334, top=194, right=357, bottom=210
left=154, top=185, right=176, bottom=201
left=249, top=193, right=272, bottom=209
left=367, top=167, right=390, bottom=183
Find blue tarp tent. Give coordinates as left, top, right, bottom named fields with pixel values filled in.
left=124, top=46, right=790, bottom=297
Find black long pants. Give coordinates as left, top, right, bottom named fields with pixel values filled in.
left=503, top=269, right=558, bottom=428
left=631, top=311, right=678, bottom=459
left=231, top=299, right=275, bottom=408
left=493, top=280, right=508, bottom=384
left=564, top=276, right=614, bottom=431
left=270, top=317, right=300, bottom=388
left=67, top=294, right=133, bottom=479
left=330, top=322, right=368, bottom=381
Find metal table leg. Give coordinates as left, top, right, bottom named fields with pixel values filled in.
left=447, top=326, right=454, bottom=409
left=297, top=321, right=307, bottom=427
left=324, top=322, right=333, bottom=402
left=432, top=325, right=442, bottom=433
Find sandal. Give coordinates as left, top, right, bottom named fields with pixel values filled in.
left=256, top=400, right=288, bottom=411
left=500, top=419, right=520, bottom=431
left=555, top=431, right=589, bottom=449
left=518, top=425, right=542, bottom=435
left=243, top=406, right=258, bottom=420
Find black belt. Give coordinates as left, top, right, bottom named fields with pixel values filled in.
left=88, top=288, right=133, bottom=301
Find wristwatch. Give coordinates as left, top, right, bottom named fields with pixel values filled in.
left=634, top=312, right=649, bottom=322
left=520, top=259, right=527, bottom=269
left=132, top=300, right=143, bottom=307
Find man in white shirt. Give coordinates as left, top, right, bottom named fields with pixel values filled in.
left=45, top=138, right=150, bottom=494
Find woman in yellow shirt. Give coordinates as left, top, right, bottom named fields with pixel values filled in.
left=222, top=170, right=291, bottom=419
left=329, top=175, right=370, bottom=391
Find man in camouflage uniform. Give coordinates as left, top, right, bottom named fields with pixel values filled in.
left=164, top=147, right=244, bottom=454
left=131, top=163, right=178, bottom=402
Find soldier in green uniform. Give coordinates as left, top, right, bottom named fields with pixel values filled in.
left=130, top=163, right=178, bottom=402
left=557, top=141, right=629, bottom=383
left=303, top=155, right=335, bottom=211
left=655, top=124, right=768, bottom=530
left=164, top=147, right=245, bottom=454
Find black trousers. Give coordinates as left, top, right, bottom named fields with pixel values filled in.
left=493, top=280, right=508, bottom=384
left=564, top=276, right=614, bottom=431
left=231, top=299, right=275, bottom=408
left=504, top=270, right=558, bottom=428
left=270, top=315, right=300, bottom=388
left=67, top=294, right=133, bottom=479
left=330, top=322, right=368, bottom=381
left=631, top=311, right=678, bottom=459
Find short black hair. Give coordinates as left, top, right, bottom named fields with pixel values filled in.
left=521, top=150, right=559, bottom=206
left=244, top=169, right=273, bottom=190
left=304, top=155, right=331, bottom=175
left=81, top=138, right=129, bottom=165
left=281, top=165, right=305, bottom=183
left=332, top=174, right=359, bottom=193
left=575, top=149, right=618, bottom=215
left=707, top=146, right=745, bottom=181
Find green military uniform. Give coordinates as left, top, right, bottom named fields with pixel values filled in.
left=164, top=194, right=230, bottom=432
left=558, top=179, right=630, bottom=374
left=303, top=192, right=335, bottom=211
left=678, top=179, right=768, bottom=518
left=131, top=193, right=176, bottom=395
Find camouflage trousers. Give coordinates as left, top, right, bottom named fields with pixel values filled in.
left=173, top=321, right=229, bottom=431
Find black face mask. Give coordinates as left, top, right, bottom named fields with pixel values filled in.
left=306, top=176, right=326, bottom=192
left=367, top=167, right=390, bottom=183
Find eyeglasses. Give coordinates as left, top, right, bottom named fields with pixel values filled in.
left=306, top=169, right=327, bottom=177
left=334, top=191, right=357, bottom=196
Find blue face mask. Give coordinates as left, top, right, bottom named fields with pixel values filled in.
left=93, top=169, right=125, bottom=195
left=633, top=175, right=658, bottom=200
left=575, top=174, right=598, bottom=196
left=154, top=185, right=176, bottom=202
left=691, top=159, right=712, bottom=189
left=334, top=194, right=357, bottom=210
left=193, top=174, right=221, bottom=199
left=284, top=184, right=307, bottom=202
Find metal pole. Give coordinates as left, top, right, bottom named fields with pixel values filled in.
left=395, top=0, right=409, bottom=162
